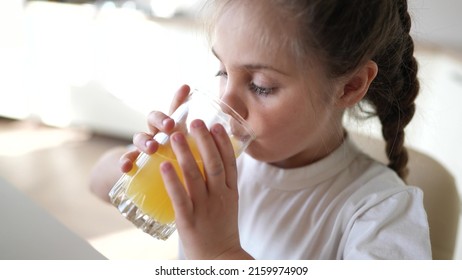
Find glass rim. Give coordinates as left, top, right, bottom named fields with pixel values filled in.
left=190, top=89, right=256, bottom=142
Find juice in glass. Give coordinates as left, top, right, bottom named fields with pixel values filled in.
left=125, top=137, right=203, bottom=224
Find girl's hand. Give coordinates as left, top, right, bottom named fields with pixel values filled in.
left=161, top=120, right=252, bottom=260
left=123, top=84, right=252, bottom=259
left=119, top=84, right=190, bottom=173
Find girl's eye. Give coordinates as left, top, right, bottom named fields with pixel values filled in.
left=215, top=70, right=228, bottom=78
left=215, top=70, right=275, bottom=96
left=249, top=83, right=274, bottom=97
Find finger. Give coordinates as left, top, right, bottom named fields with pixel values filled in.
left=147, top=111, right=175, bottom=135
left=119, top=149, right=140, bottom=173
left=150, top=85, right=190, bottom=135
left=170, top=131, right=208, bottom=202
left=133, top=132, right=159, bottom=154
left=210, top=123, right=238, bottom=190
left=169, top=84, right=191, bottom=114
left=160, top=161, right=193, bottom=222
left=190, top=120, right=226, bottom=192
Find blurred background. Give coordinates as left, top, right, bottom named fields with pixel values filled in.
left=0, top=0, right=461, bottom=259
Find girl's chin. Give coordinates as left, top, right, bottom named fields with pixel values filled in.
left=242, top=145, right=281, bottom=165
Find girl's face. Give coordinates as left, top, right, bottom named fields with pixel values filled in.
left=212, top=1, right=345, bottom=168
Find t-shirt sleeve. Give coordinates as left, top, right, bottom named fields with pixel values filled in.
left=342, top=187, right=432, bottom=259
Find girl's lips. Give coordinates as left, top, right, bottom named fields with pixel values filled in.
left=229, top=119, right=255, bottom=142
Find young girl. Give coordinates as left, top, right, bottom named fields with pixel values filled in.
left=90, top=0, right=431, bottom=259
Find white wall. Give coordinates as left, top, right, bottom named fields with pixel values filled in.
left=409, top=0, right=462, bottom=51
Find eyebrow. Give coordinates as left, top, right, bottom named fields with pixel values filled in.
left=211, top=48, right=289, bottom=76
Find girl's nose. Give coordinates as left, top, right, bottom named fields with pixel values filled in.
left=220, top=90, right=248, bottom=120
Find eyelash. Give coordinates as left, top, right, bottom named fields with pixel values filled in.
left=215, top=70, right=274, bottom=97
left=215, top=70, right=227, bottom=78
left=249, top=83, right=273, bottom=96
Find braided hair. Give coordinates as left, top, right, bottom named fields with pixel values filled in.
left=363, top=1, right=419, bottom=179
left=282, top=0, right=420, bottom=180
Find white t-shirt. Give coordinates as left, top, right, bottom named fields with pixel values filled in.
left=236, top=136, right=432, bottom=259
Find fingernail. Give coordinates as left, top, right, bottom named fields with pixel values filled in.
left=162, top=118, right=168, bottom=127
left=162, top=118, right=172, bottom=128
left=191, top=119, right=204, bottom=129
left=211, top=124, right=224, bottom=135
left=160, top=162, right=173, bottom=173
left=172, top=133, right=185, bottom=143
left=145, top=140, right=157, bottom=153
left=119, top=157, right=128, bottom=166
left=119, top=158, right=132, bottom=172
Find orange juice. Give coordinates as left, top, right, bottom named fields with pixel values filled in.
left=125, top=137, right=203, bottom=224
left=124, top=136, right=242, bottom=225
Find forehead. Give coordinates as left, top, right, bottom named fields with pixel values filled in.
left=212, top=1, right=298, bottom=68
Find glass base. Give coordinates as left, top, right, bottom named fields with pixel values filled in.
left=108, top=175, right=176, bottom=241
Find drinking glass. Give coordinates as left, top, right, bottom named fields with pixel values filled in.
left=108, top=89, right=255, bottom=240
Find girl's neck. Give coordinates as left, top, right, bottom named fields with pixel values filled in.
left=269, top=129, right=346, bottom=169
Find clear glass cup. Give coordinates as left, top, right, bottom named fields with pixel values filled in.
left=108, top=89, right=255, bottom=240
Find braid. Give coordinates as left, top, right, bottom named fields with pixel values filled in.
left=366, top=0, right=419, bottom=180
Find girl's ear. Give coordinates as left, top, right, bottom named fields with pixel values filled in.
left=336, top=60, right=378, bottom=108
